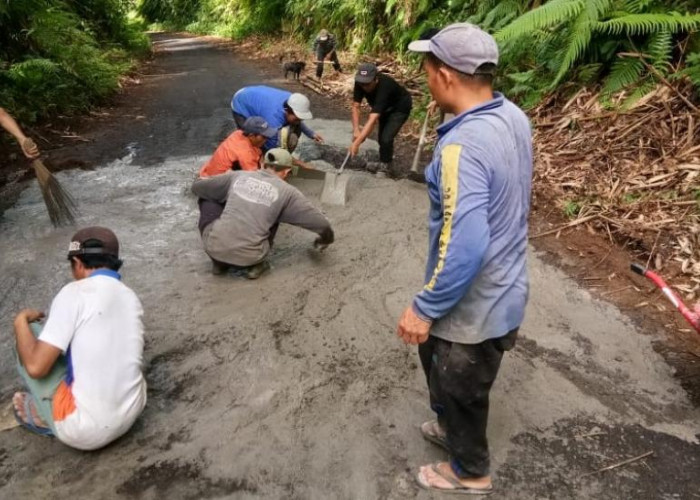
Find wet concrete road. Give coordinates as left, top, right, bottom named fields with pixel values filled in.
left=0, top=34, right=698, bottom=499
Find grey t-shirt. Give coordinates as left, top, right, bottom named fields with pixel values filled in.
left=192, top=170, right=332, bottom=266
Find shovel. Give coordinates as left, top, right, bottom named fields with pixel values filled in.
left=321, top=151, right=351, bottom=206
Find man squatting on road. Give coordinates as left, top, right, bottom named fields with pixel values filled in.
left=350, top=63, right=412, bottom=174
left=231, top=85, right=323, bottom=169
left=192, top=148, right=334, bottom=279
left=312, top=29, right=342, bottom=79
left=397, top=23, right=533, bottom=494
left=199, top=116, right=277, bottom=178
left=12, top=227, right=147, bottom=450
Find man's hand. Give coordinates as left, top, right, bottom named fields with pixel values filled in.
left=397, top=306, right=432, bottom=345
left=313, top=237, right=331, bottom=252
left=352, top=128, right=361, bottom=142
left=14, top=309, right=45, bottom=325
left=349, top=139, right=362, bottom=157
left=313, top=133, right=324, bottom=143
left=21, top=138, right=40, bottom=159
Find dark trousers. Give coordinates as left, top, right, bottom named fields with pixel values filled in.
left=378, top=111, right=409, bottom=164
left=316, top=49, right=341, bottom=78
left=418, top=329, right=518, bottom=478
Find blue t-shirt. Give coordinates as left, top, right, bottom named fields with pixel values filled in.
left=413, top=93, right=533, bottom=344
left=231, top=86, right=315, bottom=150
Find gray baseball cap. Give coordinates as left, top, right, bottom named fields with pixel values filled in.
left=242, top=116, right=277, bottom=138
left=355, top=63, right=378, bottom=84
left=407, top=22, right=499, bottom=74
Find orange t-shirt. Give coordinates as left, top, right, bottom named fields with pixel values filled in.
left=199, top=130, right=262, bottom=178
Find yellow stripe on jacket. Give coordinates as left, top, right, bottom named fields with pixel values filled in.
left=425, top=144, right=461, bottom=291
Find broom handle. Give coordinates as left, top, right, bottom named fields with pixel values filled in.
left=410, top=106, right=434, bottom=173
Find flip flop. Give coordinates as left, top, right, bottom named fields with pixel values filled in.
left=416, top=463, right=493, bottom=496
left=421, top=419, right=448, bottom=451
left=13, top=392, right=54, bottom=437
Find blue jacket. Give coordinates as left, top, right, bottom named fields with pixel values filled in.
left=231, top=86, right=315, bottom=150
left=413, top=93, right=533, bottom=343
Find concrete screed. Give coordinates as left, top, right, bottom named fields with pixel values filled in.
left=0, top=117, right=698, bottom=498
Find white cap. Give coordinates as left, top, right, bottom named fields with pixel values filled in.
left=287, top=93, right=313, bottom=120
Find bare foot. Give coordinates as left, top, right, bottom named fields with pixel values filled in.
left=417, top=461, right=492, bottom=493
left=12, top=392, right=49, bottom=428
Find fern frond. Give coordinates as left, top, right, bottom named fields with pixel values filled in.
left=597, top=13, right=700, bottom=36
left=601, top=56, right=644, bottom=95
left=621, top=0, right=654, bottom=14
left=552, top=0, right=613, bottom=85
left=646, top=29, right=673, bottom=72
left=481, top=1, right=522, bottom=31
left=621, top=78, right=657, bottom=109
left=495, top=0, right=585, bottom=42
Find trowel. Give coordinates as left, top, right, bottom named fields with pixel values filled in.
left=320, top=152, right=350, bottom=206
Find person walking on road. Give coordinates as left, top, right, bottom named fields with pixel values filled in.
left=397, top=23, right=533, bottom=494
left=192, top=148, right=334, bottom=279
left=11, top=227, right=147, bottom=450
left=312, top=29, right=342, bottom=79
left=231, top=86, right=323, bottom=154
left=198, top=116, right=276, bottom=178
left=0, top=107, right=40, bottom=159
left=350, top=63, right=412, bottom=174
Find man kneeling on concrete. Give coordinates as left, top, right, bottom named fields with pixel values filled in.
left=12, top=227, right=146, bottom=450
left=192, top=148, right=334, bottom=278
left=199, top=117, right=277, bottom=178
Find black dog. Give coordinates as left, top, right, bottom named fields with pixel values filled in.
left=283, top=61, right=306, bottom=80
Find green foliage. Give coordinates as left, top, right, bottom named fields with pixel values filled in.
left=1, top=1, right=150, bottom=124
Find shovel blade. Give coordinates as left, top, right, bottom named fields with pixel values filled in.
left=321, top=172, right=349, bottom=206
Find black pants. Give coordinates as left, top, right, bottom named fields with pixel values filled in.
left=418, top=329, right=518, bottom=478
left=378, top=111, right=409, bottom=164
left=316, top=48, right=341, bottom=78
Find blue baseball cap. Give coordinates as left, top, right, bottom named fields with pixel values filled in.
left=243, top=116, right=276, bottom=138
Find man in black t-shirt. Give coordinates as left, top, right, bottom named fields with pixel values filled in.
left=350, top=63, right=412, bottom=173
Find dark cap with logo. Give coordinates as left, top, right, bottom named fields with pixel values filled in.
left=67, top=226, right=120, bottom=259
left=242, top=116, right=277, bottom=138
left=355, top=63, right=378, bottom=84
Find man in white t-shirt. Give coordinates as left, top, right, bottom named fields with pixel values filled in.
left=11, top=226, right=147, bottom=450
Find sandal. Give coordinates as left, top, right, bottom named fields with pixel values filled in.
left=417, top=462, right=493, bottom=495
left=421, top=419, right=448, bottom=451
left=13, top=392, right=54, bottom=437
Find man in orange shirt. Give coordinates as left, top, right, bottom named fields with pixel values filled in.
left=199, top=117, right=276, bottom=178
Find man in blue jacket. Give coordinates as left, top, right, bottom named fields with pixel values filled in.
left=231, top=86, right=323, bottom=153
left=398, top=23, right=533, bottom=494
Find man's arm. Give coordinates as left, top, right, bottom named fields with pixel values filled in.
left=0, top=108, right=40, bottom=158
left=279, top=189, right=334, bottom=242
left=412, top=144, right=490, bottom=320
left=14, top=309, right=62, bottom=379
left=350, top=112, right=380, bottom=156
left=351, top=101, right=362, bottom=140
left=191, top=173, right=234, bottom=203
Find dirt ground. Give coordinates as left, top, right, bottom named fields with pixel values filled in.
left=0, top=33, right=698, bottom=499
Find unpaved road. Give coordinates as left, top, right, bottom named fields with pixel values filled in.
left=0, top=34, right=698, bottom=499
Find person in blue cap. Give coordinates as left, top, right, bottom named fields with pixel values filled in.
left=397, top=23, right=533, bottom=494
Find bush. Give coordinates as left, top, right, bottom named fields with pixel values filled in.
left=0, top=1, right=150, bottom=124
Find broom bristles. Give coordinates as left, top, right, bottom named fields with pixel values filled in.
left=31, top=159, right=78, bottom=227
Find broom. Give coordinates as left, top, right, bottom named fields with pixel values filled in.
left=26, top=140, right=78, bottom=226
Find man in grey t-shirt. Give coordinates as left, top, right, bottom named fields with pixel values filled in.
left=192, top=148, right=334, bottom=279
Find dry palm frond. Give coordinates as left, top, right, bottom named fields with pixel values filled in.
left=31, top=159, right=77, bottom=227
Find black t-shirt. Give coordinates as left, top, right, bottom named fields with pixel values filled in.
left=353, top=73, right=412, bottom=115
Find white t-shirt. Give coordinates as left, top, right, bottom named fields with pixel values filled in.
left=39, top=271, right=147, bottom=450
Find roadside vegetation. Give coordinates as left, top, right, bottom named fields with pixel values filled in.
left=139, top=0, right=700, bottom=109
left=0, top=1, right=150, bottom=125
